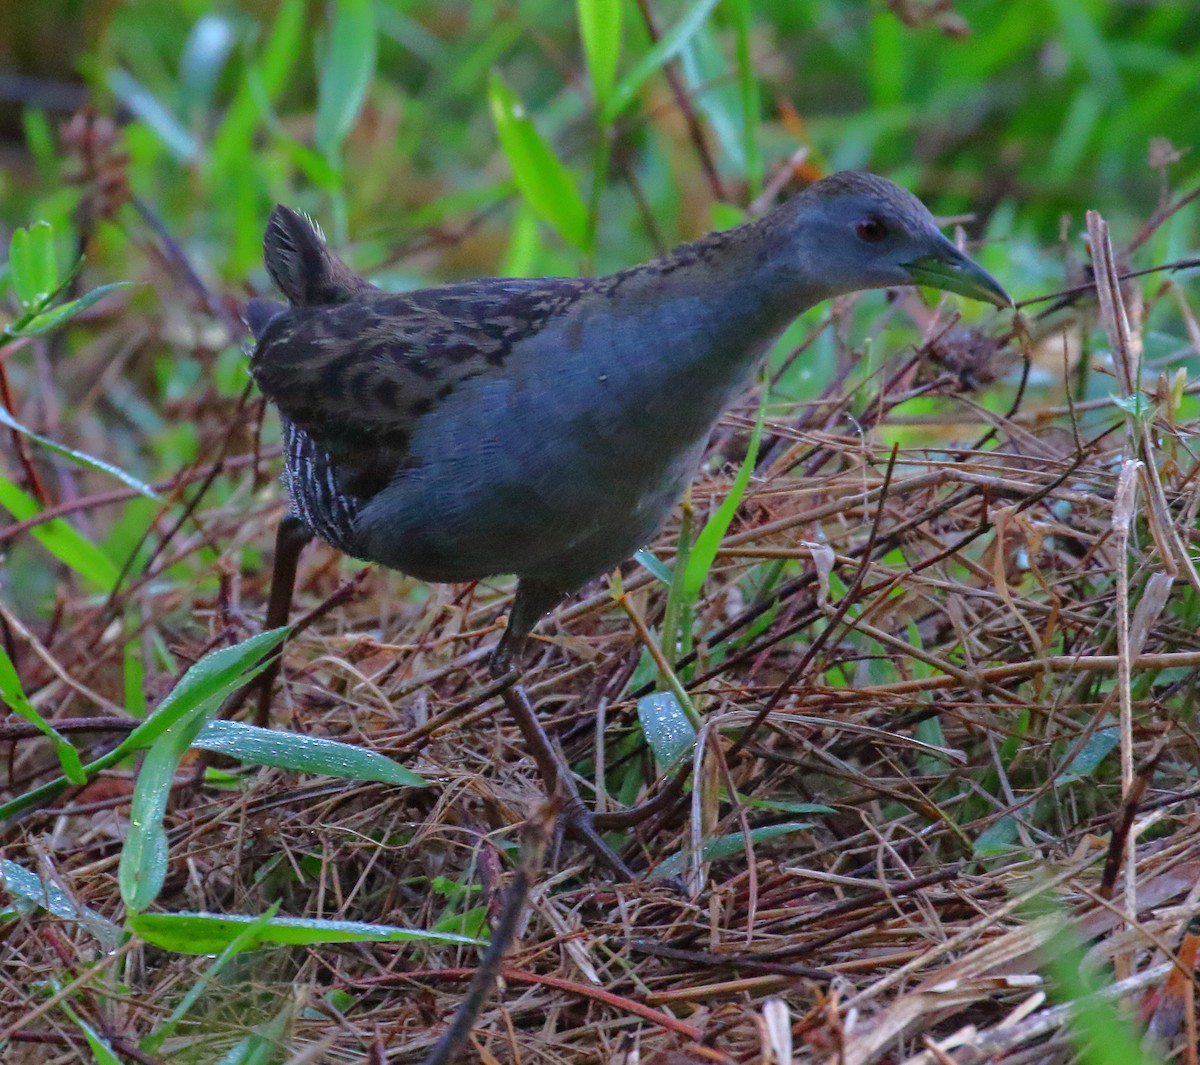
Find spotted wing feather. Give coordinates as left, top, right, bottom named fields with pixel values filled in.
left=250, top=278, right=588, bottom=500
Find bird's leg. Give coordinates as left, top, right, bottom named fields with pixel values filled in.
left=487, top=576, right=559, bottom=677
left=252, top=515, right=314, bottom=727
left=490, top=580, right=635, bottom=881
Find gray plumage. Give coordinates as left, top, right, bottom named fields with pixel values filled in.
left=247, top=173, right=1009, bottom=663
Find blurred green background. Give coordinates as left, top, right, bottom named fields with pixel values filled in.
left=4, top=0, right=1198, bottom=275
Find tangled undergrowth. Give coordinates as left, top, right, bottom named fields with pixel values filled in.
left=4, top=181, right=1200, bottom=1064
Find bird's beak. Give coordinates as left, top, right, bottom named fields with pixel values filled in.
left=902, top=236, right=1012, bottom=308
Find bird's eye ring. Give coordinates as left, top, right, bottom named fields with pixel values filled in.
left=856, top=217, right=888, bottom=243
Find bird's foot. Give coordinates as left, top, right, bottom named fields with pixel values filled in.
left=556, top=795, right=636, bottom=881
left=499, top=682, right=637, bottom=881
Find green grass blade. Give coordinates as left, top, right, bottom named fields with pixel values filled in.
left=0, top=475, right=120, bottom=590
left=8, top=225, right=41, bottom=309
left=141, top=903, right=282, bottom=1053
left=210, top=0, right=306, bottom=177
left=576, top=0, right=622, bottom=112
left=57, top=999, right=123, bottom=1065
left=604, top=0, right=721, bottom=121
left=129, top=910, right=484, bottom=955
left=119, top=629, right=291, bottom=911
left=0, top=859, right=115, bottom=934
left=0, top=634, right=284, bottom=852
left=315, top=0, right=377, bottom=160
left=730, top=0, right=761, bottom=196
left=106, top=68, right=200, bottom=162
left=9, top=281, right=135, bottom=339
left=649, top=822, right=813, bottom=882
left=488, top=72, right=588, bottom=252
left=637, top=691, right=697, bottom=769
left=121, top=630, right=290, bottom=752
left=29, top=219, right=58, bottom=302
left=682, top=399, right=765, bottom=603
left=193, top=719, right=426, bottom=787
left=0, top=383, right=156, bottom=497
left=0, top=646, right=85, bottom=783
left=180, top=13, right=236, bottom=115
left=661, top=493, right=694, bottom=666
left=633, top=547, right=672, bottom=585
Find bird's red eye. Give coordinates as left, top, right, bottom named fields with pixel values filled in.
left=856, top=217, right=888, bottom=242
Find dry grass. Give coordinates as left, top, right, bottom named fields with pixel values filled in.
left=3, top=209, right=1200, bottom=1065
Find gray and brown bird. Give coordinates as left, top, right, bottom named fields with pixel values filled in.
left=245, top=171, right=1010, bottom=876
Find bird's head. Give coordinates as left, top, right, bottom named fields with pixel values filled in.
left=775, top=171, right=1011, bottom=309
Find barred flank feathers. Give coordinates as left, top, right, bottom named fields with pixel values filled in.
left=281, top=420, right=360, bottom=553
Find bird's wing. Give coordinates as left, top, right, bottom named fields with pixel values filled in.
left=250, top=277, right=587, bottom=498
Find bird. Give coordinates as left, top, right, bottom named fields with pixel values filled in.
left=244, top=170, right=1010, bottom=877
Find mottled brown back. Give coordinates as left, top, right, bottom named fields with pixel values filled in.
left=251, top=206, right=589, bottom=500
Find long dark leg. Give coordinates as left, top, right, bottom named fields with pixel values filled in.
left=491, top=580, right=635, bottom=881
left=253, top=515, right=314, bottom=727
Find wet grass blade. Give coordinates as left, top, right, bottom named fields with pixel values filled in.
left=194, top=719, right=426, bottom=787
left=129, top=910, right=484, bottom=955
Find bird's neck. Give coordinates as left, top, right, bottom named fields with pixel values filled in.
left=604, top=213, right=818, bottom=390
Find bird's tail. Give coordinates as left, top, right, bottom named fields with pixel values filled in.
left=262, top=204, right=371, bottom=307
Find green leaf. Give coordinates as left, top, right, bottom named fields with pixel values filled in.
left=180, top=14, right=237, bottom=114
left=488, top=72, right=588, bottom=252
left=432, top=903, right=489, bottom=940
left=8, top=227, right=33, bottom=307
left=634, top=548, right=672, bottom=585
left=730, top=0, right=761, bottom=196
left=210, top=0, right=306, bottom=178
left=30, top=220, right=58, bottom=301
left=315, top=0, right=377, bottom=159
left=0, top=633, right=285, bottom=864
left=0, top=859, right=73, bottom=919
left=8, top=224, right=57, bottom=310
left=3, top=860, right=81, bottom=922
left=0, top=475, right=120, bottom=590
left=604, top=0, right=722, bottom=121
left=129, top=910, right=484, bottom=955
left=649, top=822, right=813, bottom=882
left=499, top=202, right=540, bottom=278
left=710, top=202, right=745, bottom=229
left=680, top=22, right=744, bottom=170
left=119, top=748, right=185, bottom=913
left=682, top=399, right=765, bottom=603
left=58, top=1000, right=123, bottom=1065
left=1111, top=392, right=1152, bottom=420
left=0, top=646, right=85, bottom=783
left=106, top=68, right=199, bottom=162
left=9, top=281, right=134, bottom=338
left=119, top=630, right=291, bottom=911
left=973, top=815, right=1020, bottom=857
left=21, top=109, right=58, bottom=183
left=142, top=903, right=282, bottom=1053
left=637, top=691, right=696, bottom=769
left=577, top=0, right=622, bottom=112
left=0, top=387, right=156, bottom=498
left=121, top=629, right=290, bottom=754
left=193, top=719, right=426, bottom=787
left=1058, top=725, right=1119, bottom=784
left=742, top=798, right=835, bottom=816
